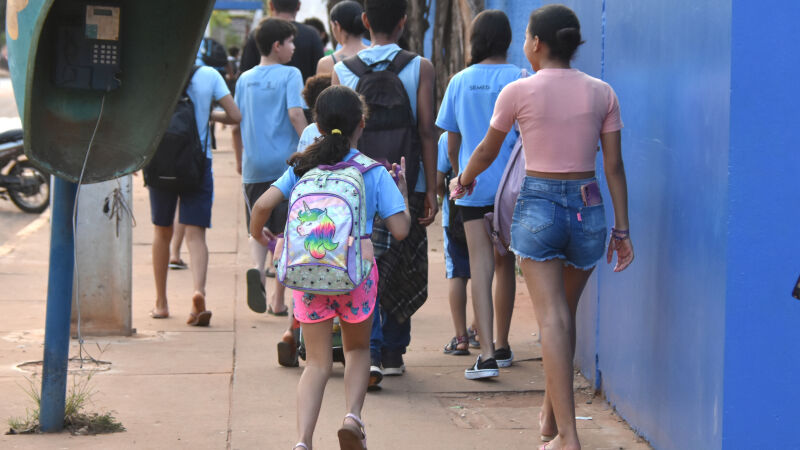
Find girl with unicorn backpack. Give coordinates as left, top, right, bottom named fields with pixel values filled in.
left=249, top=85, right=410, bottom=450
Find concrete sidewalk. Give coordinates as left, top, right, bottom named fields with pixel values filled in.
left=0, top=134, right=650, bottom=449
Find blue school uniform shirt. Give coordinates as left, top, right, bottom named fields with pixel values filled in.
left=435, top=64, right=524, bottom=206
left=437, top=132, right=452, bottom=226
left=272, top=149, right=406, bottom=234
left=235, top=64, right=306, bottom=183
left=297, top=123, right=321, bottom=152
left=334, top=44, right=426, bottom=193
left=187, top=66, right=230, bottom=158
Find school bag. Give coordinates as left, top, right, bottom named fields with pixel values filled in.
left=483, top=136, right=526, bottom=255
left=342, top=50, right=422, bottom=190
left=276, top=152, right=383, bottom=295
left=144, top=66, right=207, bottom=193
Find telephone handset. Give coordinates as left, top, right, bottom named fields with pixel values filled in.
left=54, top=4, right=121, bottom=91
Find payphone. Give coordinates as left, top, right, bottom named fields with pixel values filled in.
left=54, top=4, right=121, bottom=91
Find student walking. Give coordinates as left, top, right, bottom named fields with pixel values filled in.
left=249, top=85, right=410, bottom=450
left=436, top=10, right=522, bottom=379
left=148, top=66, right=241, bottom=324
left=316, top=1, right=367, bottom=75
left=436, top=132, right=473, bottom=356
left=451, top=5, right=633, bottom=449
left=332, top=0, right=439, bottom=386
left=235, top=18, right=308, bottom=316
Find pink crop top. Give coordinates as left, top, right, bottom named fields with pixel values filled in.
left=490, top=68, right=623, bottom=173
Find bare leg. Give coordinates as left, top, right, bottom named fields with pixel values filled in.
left=448, top=277, right=469, bottom=349
left=340, top=314, right=373, bottom=430
left=152, top=224, right=173, bottom=316
left=520, top=258, right=589, bottom=450
left=464, top=219, right=496, bottom=359
left=296, top=319, right=334, bottom=447
left=272, top=282, right=287, bottom=313
left=540, top=264, right=593, bottom=439
left=184, top=225, right=208, bottom=305
left=249, top=236, right=268, bottom=285
left=493, top=249, right=516, bottom=349
left=170, top=217, right=185, bottom=263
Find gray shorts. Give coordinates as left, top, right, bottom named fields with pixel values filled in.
left=243, top=181, right=288, bottom=234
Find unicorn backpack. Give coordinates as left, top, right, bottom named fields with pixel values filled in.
left=276, top=152, right=382, bottom=295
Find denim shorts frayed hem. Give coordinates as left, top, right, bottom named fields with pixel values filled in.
left=510, top=247, right=598, bottom=271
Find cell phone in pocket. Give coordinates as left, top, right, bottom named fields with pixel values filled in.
left=580, top=181, right=602, bottom=207
left=792, top=273, right=800, bottom=300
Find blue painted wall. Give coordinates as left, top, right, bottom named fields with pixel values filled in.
left=722, top=0, right=800, bottom=447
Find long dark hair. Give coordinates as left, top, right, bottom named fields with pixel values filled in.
left=469, top=10, right=512, bottom=65
left=528, top=4, right=584, bottom=63
left=287, top=86, right=367, bottom=177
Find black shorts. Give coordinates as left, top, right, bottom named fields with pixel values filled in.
left=243, top=181, right=288, bottom=234
left=459, top=205, right=494, bottom=222
left=148, top=158, right=213, bottom=228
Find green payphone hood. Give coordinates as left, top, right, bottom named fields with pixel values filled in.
left=7, top=0, right=216, bottom=183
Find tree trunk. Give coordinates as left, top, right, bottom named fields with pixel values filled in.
left=432, top=0, right=483, bottom=106
left=406, top=0, right=432, bottom=55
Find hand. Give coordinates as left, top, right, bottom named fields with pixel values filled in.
left=391, top=157, right=408, bottom=199
left=419, top=190, right=438, bottom=226
left=251, top=226, right=275, bottom=247
left=607, top=236, right=634, bottom=272
left=448, top=177, right=463, bottom=199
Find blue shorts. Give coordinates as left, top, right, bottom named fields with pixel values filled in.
left=443, top=226, right=470, bottom=279
left=510, top=176, right=607, bottom=270
left=148, top=158, right=214, bottom=228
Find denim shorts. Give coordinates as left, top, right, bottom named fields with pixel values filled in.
left=510, top=176, right=607, bottom=270
left=443, top=226, right=470, bottom=279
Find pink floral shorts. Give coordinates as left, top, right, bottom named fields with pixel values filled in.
left=292, top=261, right=378, bottom=324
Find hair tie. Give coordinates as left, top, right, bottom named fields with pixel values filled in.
left=331, top=129, right=342, bottom=135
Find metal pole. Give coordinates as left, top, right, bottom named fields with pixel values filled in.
left=39, top=177, right=77, bottom=432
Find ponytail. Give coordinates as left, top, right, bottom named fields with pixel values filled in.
left=288, top=132, right=351, bottom=177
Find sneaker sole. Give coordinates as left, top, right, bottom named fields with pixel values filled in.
left=368, top=367, right=383, bottom=390
left=496, top=351, right=514, bottom=368
left=382, top=366, right=405, bottom=376
left=246, top=269, right=267, bottom=313
left=464, top=368, right=499, bottom=380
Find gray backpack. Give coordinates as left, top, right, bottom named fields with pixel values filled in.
left=483, top=136, right=526, bottom=255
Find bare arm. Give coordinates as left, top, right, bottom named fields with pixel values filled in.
left=316, top=55, right=334, bottom=75
left=211, top=94, right=241, bottom=124
left=436, top=171, right=446, bottom=198
left=600, top=130, right=634, bottom=272
left=232, top=125, right=243, bottom=175
left=288, top=107, right=308, bottom=137
left=383, top=159, right=412, bottom=240
left=450, top=127, right=509, bottom=197
left=331, top=69, right=340, bottom=86
left=249, top=186, right=285, bottom=245
left=447, top=131, right=462, bottom=174
left=416, top=58, right=439, bottom=226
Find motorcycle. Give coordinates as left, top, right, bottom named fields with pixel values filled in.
left=0, top=128, right=50, bottom=213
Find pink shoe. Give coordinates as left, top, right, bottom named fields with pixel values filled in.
left=337, top=413, right=367, bottom=450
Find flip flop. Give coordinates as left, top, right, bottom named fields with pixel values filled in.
left=246, top=268, right=267, bottom=313
left=187, top=310, right=212, bottom=326
left=168, top=259, right=188, bottom=270
left=149, top=309, right=169, bottom=319
left=267, top=305, right=289, bottom=316
left=337, top=413, right=367, bottom=450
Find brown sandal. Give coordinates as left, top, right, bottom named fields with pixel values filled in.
left=187, top=310, right=212, bottom=326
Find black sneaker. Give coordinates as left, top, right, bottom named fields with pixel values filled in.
left=464, top=356, right=499, bottom=380
left=494, top=346, right=514, bottom=368
left=381, top=349, right=405, bottom=376
left=368, top=359, right=383, bottom=391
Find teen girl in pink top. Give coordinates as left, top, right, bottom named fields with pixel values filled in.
left=451, top=5, right=634, bottom=450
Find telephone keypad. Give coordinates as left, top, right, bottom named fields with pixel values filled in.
left=92, top=42, right=119, bottom=66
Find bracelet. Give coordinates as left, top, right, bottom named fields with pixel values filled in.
left=611, top=228, right=630, bottom=240
left=457, top=174, right=477, bottom=195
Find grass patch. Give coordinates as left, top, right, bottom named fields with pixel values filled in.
left=7, top=372, right=124, bottom=435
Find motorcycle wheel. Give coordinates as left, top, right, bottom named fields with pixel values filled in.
left=8, top=160, right=50, bottom=214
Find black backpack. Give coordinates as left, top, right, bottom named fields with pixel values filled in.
left=342, top=50, right=421, bottom=190
left=144, top=66, right=207, bottom=193
left=201, top=37, right=228, bottom=68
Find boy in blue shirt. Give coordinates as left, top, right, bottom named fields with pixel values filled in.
left=235, top=17, right=308, bottom=316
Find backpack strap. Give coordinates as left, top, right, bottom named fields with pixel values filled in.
left=349, top=152, right=383, bottom=173
left=182, top=65, right=201, bottom=96
left=386, top=50, right=417, bottom=75
left=342, top=55, right=372, bottom=78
